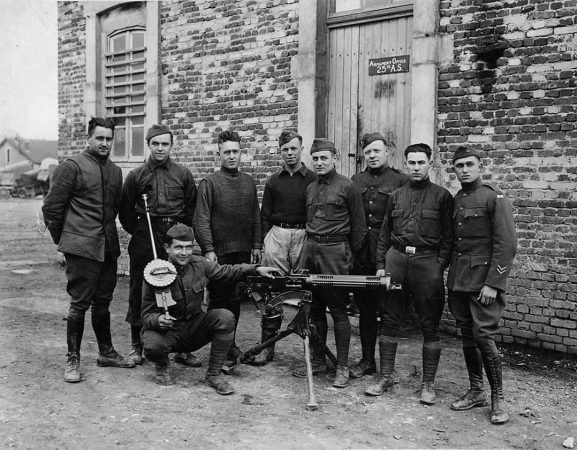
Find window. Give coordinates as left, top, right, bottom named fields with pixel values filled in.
left=6, top=148, right=10, bottom=164
left=105, top=28, right=146, bottom=160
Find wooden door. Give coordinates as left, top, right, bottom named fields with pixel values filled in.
left=327, top=15, right=413, bottom=177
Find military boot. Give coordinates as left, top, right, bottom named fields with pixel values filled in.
left=419, top=341, right=441, bottom=405
left=174, top=352, right=202, bottom=367
left=365, top=337, right=397, bottom=396
left=292, top=335, right=327, bottom=377
left=127, top=326, right=143, bottom=366
left=64, top=316, right=84, bottom=383
left=451, top=346, right=489, bottom=411
left=92, top=311, right=135, bottom=368
left=250, top=315, right=282, bottom=366
left=155, top=361, right=173, bottom=386
left=479, top=339, right=509, bottom=425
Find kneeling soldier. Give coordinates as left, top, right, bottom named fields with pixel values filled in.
left=141, top=224, right=277, bottom=394
left=448, top=146, right=517, bottom=424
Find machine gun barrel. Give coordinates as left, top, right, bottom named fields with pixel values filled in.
left=248, top=273, right=401, bottom=291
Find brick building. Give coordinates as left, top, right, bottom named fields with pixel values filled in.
left=58, top=0, right=577, bottom=354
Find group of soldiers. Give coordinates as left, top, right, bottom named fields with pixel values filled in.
left=42, top=117, right=517, bottom=425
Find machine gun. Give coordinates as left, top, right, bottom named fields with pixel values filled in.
left=227, top=271, right=401, bottom=410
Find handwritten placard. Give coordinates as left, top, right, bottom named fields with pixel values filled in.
left=368, top=55, right=410, bottom=76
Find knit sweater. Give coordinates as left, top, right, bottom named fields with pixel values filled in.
left=194, top=167, right=262, bottom=255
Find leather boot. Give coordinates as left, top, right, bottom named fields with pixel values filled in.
left=64, top=316, right=84, bottom=383
left=92, top=311, right=135, bottom=368
left=155, top=360, right=173, bottom=386
left=127, top=325, right=143, bottom=365
left=451, top=346, right=489, bottom=411
left=420, top=341, right=441, bottom=405
left=365, top=337, right=397, bottom=396
left=478, top=339, right=509, bottom=424
left=250, top=315, right=282, bottom=366
left=333, top=365, right=350, bottom=388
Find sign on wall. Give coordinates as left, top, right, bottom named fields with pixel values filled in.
left=368, top=55, right=410, bottom=76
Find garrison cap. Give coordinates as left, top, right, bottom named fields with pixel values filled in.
left=310, top=138, right=337, bottom=155
left=360, top=132, right=387, bottom=149
left=146, top=124, right=173, bottom=142
left=279, top=130, right=302, bottom=148
left=166, top=223, right=194, bottom=242
left=452, top=146, right=481, bottom=162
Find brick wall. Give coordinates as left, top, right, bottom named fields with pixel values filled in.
left=58, top=2, right=87, bottom=159
left=159, top=0, right=300, bottom=190
left=438, top=0, right=577, bottom=354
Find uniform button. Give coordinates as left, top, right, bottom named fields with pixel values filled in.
left=458, top=237, right=462, bottom=241
left=369, top=201, right=373, bottom=204
left=458, top=252, right=462, bottom=256
left=458, top=222, right=462, bottom=226
left=159, top=193, right=164, bottom=196
left=459, top=207, right=464, bottom=211
left=370, top=187, right=375, bottom=190
left=463, top=193, right=467, bottom=197
left=368, top=226, right=372, bottom=230
left=368, top=214, right=373, bottom=218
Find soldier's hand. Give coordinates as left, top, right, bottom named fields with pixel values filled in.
left=158, top=315, right=174, bottom=330
left=376, top=269, right=386, bottom=277
left=255, top=266, right=280, bottom=279
left=251, top=248, right=262, bottom=264
left=204, top=251, right=218, bottom=262
left=478, top=285, right=498, bottom=305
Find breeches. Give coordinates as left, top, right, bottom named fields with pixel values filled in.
left=380, top=248, right=445, bottom=342
left=448, top=290, right=505, bottom=346
left=261, top=226, right=307, bottom=275
left=65, top=253, right=117, bottom=319
left=142, top=309, right=235, bottom=362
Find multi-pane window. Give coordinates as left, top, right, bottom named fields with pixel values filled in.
left=105, top=28, right=146, bottom=161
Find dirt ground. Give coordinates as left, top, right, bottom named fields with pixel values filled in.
left=1, top=198, right=576, bottom=450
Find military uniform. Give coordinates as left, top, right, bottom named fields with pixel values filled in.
left=295, top=138, right=367, bottom=388
left=351, top=164, right=408, bottom=376
left=447, top=169, right=516, bottom=423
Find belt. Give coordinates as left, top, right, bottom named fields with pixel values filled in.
left=307, top=233, right=347, bottom=243
left=275, top=222, right=306, bottom=229
left=139, top=216, right=178, bottom=225
left=393, top=244, right=437, bottom=255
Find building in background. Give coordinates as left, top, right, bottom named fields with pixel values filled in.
left=58, top=0, right=577, bottom=354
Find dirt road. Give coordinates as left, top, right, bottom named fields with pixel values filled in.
left=0, top=198, right=576, bottom=449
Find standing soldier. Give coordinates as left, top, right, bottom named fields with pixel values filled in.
left=448, top=146, right=517, bottom=424
left=366, top=143, right=453, bottom=404
left=350, top=132, right=408, bottom=379
left=43, top=117, right=135, bottom=383
left=193, top=129, right=262, bottom=363
left=292, top=138, right=367, bottom=388
left=119, top=124, right=199, bottom=367
left=252, top=130, right=316, bottom=366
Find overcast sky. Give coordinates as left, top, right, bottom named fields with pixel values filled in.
left=0, top=0, right=58, bottom=140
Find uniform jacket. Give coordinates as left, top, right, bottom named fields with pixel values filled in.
left=42, top=151, right=122, bottom=261
left=119, top=157, right=197, bottom=235
left=447, top=178, right=517, bottom=292
left=352, top=165, right=409, bottom=269
left=141, top=255, right=257, bottom=332
left=305, top=168, right=367, bottom=253
left=376, top=178, right=454, bottom=270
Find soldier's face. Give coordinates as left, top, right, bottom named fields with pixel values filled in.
left=218, top=141, right=241, bottom=170
left=86, top=126, right=114, bottom=158
left=148, top=133, right=173, bottom=164
left=280, top=138, right=303, bottom=168
left=311, top=150, right=336, bottom=175
left=363, top=140, right=389, bottom=169
left=405, top=151, right=431, bottom=181
left=165, top=239, right=194, bottom=267
left=453, top=156, right=481, bottom=184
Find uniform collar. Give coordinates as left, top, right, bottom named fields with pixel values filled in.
left=410, top=177, right=431, bottom=189
left=147, top=157, right=173, bottom=170
left=279, top=163, right=308, bottom=176
left=83, top=150, right=109, bottom=165
left=317, top=168, right=336, bottom=184
left=461, top=177, right=483, bottom=192
left=367, top=164, right=389, bottom=176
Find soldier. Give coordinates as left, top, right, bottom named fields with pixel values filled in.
left=350, top=132, right=409, bottom=379
left=366, top=143, right=453, bottom=404
left=292, top=138, right=367, bottom=388
left=43, top=117, right=135, bottom=383
left=193, top=129, right=262, bottom=364
left=447, top=146, right=517, bottom=424
left=141, top=224, right=278, bottom=394
left=119, top=124, right=199, bottom=367
left=252, top=130, right=316, bottom=365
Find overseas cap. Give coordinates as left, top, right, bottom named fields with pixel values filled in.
left=166, top=223, right=194, bottom=242
left=452, top=146, right=481, bottom=162
left=279, top=130, right=302, bottom=148
left=360, top=132, right=387, bottom=149
left=310, top=138, right=337, bottom=155
left=146, top=124, right=173, bottom=142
